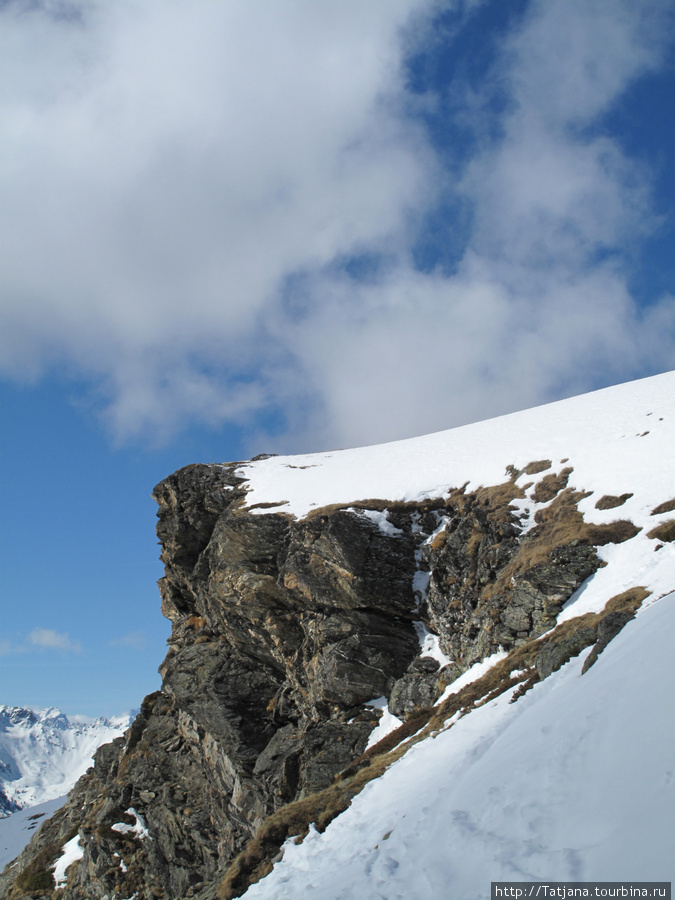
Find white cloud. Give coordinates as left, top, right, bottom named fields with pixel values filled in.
left=0, top=0, right=673, bottom=450
left=268, top=0, right=675, bottom=450
left=110, top=631, right=146, bottom=651
left=28, top=628, right=82, bottom=654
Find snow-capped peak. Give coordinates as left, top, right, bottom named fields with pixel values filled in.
left=0, top=705, right=133, bottom=816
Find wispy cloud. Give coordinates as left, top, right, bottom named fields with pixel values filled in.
left=110, top=631, right=147, bottom=651
left=28, top=629, right=82, bottom=654
left=0, top=0, right=673, bottom=450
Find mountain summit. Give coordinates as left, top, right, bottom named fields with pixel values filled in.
left=0, top=707, right=132, bottom=817
left=1, top=372, right=673, bottom=899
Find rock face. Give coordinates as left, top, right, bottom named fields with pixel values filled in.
left=0, top=462, right=638, bottom=900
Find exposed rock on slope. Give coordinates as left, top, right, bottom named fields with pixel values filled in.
left=0, top=454, right=644, bottom=899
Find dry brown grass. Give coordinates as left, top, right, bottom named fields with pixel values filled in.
left=344, top=707, right=434, bottom=771
left=523, top=459, right=552, bottom=475
left=651, top=498, right=675, bottom=516
left=594, top=493, right=633, bottom=510
left=530, top=467, right=573, bottom=504
left=217, top=773, right=383, bottom=899
left=647, top=519, right=675, bottom=543
left=305, top=497, right=446, bottom=520
left=603, top=585, right=650, bottom=614
left=585, top=519, right=642, bottom=545
left=247, top=500, right=290, bottom=510
left=474, top=478, right=525, bottom=519
left=483, top=487, right=640, bottom=600
left=499, top=489, right=593, bottom=587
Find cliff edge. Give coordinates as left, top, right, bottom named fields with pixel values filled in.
left=2, top=373, right=673, bottom=899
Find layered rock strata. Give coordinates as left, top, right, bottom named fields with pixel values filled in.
left=0, top=461, right=639, bottom=899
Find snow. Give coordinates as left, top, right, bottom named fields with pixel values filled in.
left=350, top=508, right=403, bottom=536
left=52, top=834, right=83, bottom=887
left=0, top=796, right=66, bottom=870
left=413, top=621, right=452, bottom=668
left=436, top=650, right=509, bottom=704
left=236, top=372, right=675, bottom=898
left=237, top=370, right=675, bottom=631
left=0, top=706, right=132, bottom=813
left=111, top=807, right=151, bottom=840
left=238, top=372, right=675, bottom=524
left=363, top=697, right=402, bottom=751
left=243, top=594, right=675, bottom=898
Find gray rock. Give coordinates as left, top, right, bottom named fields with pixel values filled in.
left=0, top=464, right=639, bottom=900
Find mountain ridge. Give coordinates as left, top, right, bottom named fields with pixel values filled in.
left=1, top=371, right=673, bottom=899
left=0, top=706, right=132, bottom=817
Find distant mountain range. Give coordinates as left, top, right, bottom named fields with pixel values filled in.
left=0, top=706, right=132, bottom=816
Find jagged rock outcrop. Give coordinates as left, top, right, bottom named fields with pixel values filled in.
left=0, top=461, right=640, bottom=900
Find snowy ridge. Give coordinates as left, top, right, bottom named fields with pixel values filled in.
left=233, top=372, right=675, bottom=897
left=239, top=371, right=674, bottom=520
left=239, top=371, right=675, bottom=616
left=0, top=706, right=132, bottom=815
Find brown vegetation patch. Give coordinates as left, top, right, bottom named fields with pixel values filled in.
left=647, top=520, right=675, bottom=543
left=500, top=488, right=592, bottom=584
left=484, top=487, right=640, bottom=600
left=247, top=500, right=290, bottom=510
left=595, top=493, right=633, bottom=510
left=344, top=707, right=434, bottom=773
left=651, top=498, right=675, bottom=516
left=531, top=467, right=573, bottom=504
left=523, top=459, right=552, bottom=475
left=13, top=869, right=55, bottom=895
left=217, top=782, right=368, bottom=899
left=601, top=585, right=649, bottom=615
left=585, top=519, right=641, bottom=545
left=474, top=478, right=525, bottom=520
left=305, top=497, right=446, bottom=520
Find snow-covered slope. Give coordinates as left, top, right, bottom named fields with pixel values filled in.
left=244, top=593, right=674, bottom=899
left=0, top=796, right=67, bottom=871
left=240, top=371, right=675, bottom=615
left=235, top=371, right=675, bottom=897
left=0, top=707, right=131, bottom=815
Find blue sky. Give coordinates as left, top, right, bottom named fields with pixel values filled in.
left=1, top=0, right=674, bottom=717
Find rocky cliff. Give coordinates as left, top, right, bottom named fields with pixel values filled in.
left=0, top=448, right=649, bottom=900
